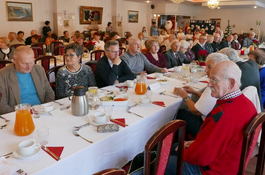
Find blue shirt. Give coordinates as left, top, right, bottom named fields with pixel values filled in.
left=16, top=71, right=41, bottom=106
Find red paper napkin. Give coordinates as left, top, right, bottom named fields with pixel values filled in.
left=147, top=76, right=155, bottom=79
left=152, top=101, right=166, bottom=107
left=199, top=81, right=209, bottom=84
left=42, top=146, right=64, bottom=161
left=110, top=118, right=126, bottom=127
left=168, top=70, right=174, bottom=73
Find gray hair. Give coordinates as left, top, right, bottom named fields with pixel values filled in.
left=221, top=61, right=242, bottom=87
left=64, top=43, right=83, bottom=57
left=180, top=40, right=190, bottom=50
left=171, top=39, right=179, bottom=46
left=214, top=33, right=220, bottom=37
left=129, top=38, right=140, bottom=46
left=104, top=40, right=119, bottom=50
left=206, top=53, right=229, bottom=66
left=219, top=48, right=240, bottom=62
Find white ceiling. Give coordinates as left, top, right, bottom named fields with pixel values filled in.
left=123, top=0, right=265, bottom=8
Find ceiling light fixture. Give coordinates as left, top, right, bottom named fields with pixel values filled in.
left=171, top=0, right=185, bottom=4
left=207, top=0, right=219, bottom=9
left=147, top=0, right=150, bottom=3
left=254, top=6, right=257, bottom=8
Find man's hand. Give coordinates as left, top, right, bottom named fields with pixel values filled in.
left=182, top=86, right=197, bottom=94
left=175, top=141, right=194, bottom=151
left=174, top=87, right=188, bottom=99
left=114, top=80, right=119, bottom=84
left=113, top=57, right=121, bottom=65
left=140, top=71, right=147, bottom=76
left=161, top=68, right=168, bottom=73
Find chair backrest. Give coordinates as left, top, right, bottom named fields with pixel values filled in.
left=46, top=65, right=63, bottom=82
left=54, top=45, right=65, bottom=56
left=119, top=47, right=126, bottom=56
left=144, top=120, right=186, bottom=175
left=50, top=41, right=63, bottom=55
left=10, top=44, right=24, bottom=49
left=35, top=55, right=56, bottom=72
left=90, top=50, right=105, bottom=61
left=158, top=45, right=166, bottom=53
left=238, top=112, right=265, bottom=175
left=85, top=61, right=98, bottom=75
left=31, top=46, right=43, bottom=58
left=93, top=168, right=126, bottom=175
left=0, top=60, right=12, bottom=69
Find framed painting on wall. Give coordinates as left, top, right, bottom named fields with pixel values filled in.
left=210, top=18, right=221, bottom=28
left=64, top=20, right=70, bottom=27
left=80, top=6, right=103, bottom=24
left=6, top=1, right=33, bottom=21
left=128, top=10, right=138, bottom=23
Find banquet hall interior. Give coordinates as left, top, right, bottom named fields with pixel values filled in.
left=1, top=0, right=265, bottom=174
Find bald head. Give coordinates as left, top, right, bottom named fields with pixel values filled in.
left=209, top=61, right=242, bottom=98
left=128, top=38, right=140, bottom=55
left=31, top=30, right=37, bottom=36
left=13, top=46, right=35, bottom=74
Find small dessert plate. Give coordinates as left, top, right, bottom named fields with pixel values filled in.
left=13, top=147, right=41, bottom=159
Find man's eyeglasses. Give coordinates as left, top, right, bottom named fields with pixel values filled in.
left=209, top=77, right=228, bottom=84
left=64, top=54, right=77, bottom=58
left=107, top=50, right=119, bottom=54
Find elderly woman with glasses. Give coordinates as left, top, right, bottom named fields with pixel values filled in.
left=144, top=39, right=168, bottom=73
left=56, top=43, right=96, bottom=99
left=0, top=37, right=15, bottom=60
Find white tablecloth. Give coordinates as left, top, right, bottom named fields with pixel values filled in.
left=0, top=75, right=207, bottom=175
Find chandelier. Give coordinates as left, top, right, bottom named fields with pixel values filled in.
left=207, top=0, right=219, bottom=9
left=171, top=0, right=185, bottom=4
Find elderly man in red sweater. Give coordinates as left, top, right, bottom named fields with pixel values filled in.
left=166, top=61, right=257, bottom=175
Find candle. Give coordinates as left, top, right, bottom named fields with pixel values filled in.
left=241, top=49, right=245, bottom=55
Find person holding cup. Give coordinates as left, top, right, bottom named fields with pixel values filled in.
left=95, top=40, right=135, bottom=88
left=56, top=43, right=96, bottom=99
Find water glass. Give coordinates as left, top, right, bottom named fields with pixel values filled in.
left=104, top=105, right=113, bottom=117
left=32, top=105, right=41, bottom=118
left=37, top=127, right=49, bottom=145
left=146, top=90, right=153, bottom=101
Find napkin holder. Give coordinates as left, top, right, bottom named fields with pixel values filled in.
left=97, top=124, right=119, bottom=133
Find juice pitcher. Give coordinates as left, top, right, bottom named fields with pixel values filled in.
left=14, top=103, right=35, bottom=136
left=135, top=75, right=147, bottom=95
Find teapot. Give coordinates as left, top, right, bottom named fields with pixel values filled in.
left=135, top=75, right=147, bottom=95
left=71, top=86, right=89, bottom=116
left=14, top=103, right=35, bottom=136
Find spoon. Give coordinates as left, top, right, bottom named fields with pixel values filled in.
left=74, top=123, right=90, bottom=131
left=53, top=100, right=64, bottom=106
left=0, top=116, right=10, bottom=122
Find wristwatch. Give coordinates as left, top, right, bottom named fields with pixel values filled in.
left=183, top=96, right=190, bottom=103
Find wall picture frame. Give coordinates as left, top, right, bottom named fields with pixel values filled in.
left=80, top=6, right=103, bottom=24
left=128, top=10, right=138, bottom=23
left=6, top=1, right=33, bottom=21
left=64, top=20, right=70, bottom=27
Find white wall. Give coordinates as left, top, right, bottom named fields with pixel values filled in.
left=0, top=0, right=54, bottom=37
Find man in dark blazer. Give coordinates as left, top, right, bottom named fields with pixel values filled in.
left=164, top=40, right=191, bottom=68
left=191, top=34, right=213, bottom=60
left=211, top=33, right=221, bottom=52
left=220, top=34, right=233, bottom=49
left=95, top=40, right=135, bottom=88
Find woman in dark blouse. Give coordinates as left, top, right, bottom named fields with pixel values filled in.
left=144, top=39, right=167, bottom=73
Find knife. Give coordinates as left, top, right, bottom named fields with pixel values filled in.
left=110, top=118, right=128, bottom=127
left=41, top=146, right=61, bottom=161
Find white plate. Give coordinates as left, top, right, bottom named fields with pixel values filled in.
left=137, top=101, right=152, bottom=106
left=88, top=115, right=110, bottom=126
left=100, top=95, right=129, bottom=106
left=13, top=147, right=41, bottom=159
left=32, top=105, right=55, bottom=115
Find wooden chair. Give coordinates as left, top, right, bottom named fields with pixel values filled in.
left=0, top=60, right=12, bottom=69
left=93, top=168, right=126, bottom=175
left=31, top=46, right=43, bottom=58
left=50, top=41, right=63, bottom=55
left=54, top=45, right=65, bottom=56
left=10, top=44, right=24, bottom=49
left=158, top=45, right=166, bottom=53
left=90, top=50, right=105, bottom=61
left=238, top=112, right=265, bottom=175
left=35, top=55, right=56, bottom=72
left=144, top=120, right=186, bottom=175
left=119, top=47, right=126, bottom=56
left=32, top=42, right=46, bottom=55
left=85, top=61, right=98, bottom=75
left=46, top=65, right=64, bottom=97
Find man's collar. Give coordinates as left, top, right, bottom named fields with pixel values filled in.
left=127, top=50, right=139, bottom=57
left=198, top=43, right=204, bottom=48
left=219, top=89, right=242, bottom=100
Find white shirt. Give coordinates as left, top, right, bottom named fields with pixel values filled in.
left=93, top=40, right=105, bottom=50
left=194, top=87, right=217, bottom=120
left=2, top=48, right=10, bottom=60
left=177, top=32, right=186, bottom=40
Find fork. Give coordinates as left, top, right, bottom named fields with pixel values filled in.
left=72, top=130, right=93, bottom=143
left=74, top=123, right=90, bottom=131
left=53, top=100, right=64, bottom=106
left=0, top=116, right=10, bottom=122
left=0, top=124, right=8, bottom=129
left=159, top=91, right=179, bottom=98
left=126, top=107, right=143, bottom=118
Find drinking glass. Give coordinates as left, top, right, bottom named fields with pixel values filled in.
left=37, top=127, right=49, bottom=145
left=104, top=105, right=113, bottom=117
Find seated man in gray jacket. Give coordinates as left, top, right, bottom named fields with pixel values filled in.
left=0, top=46, right=55, bottom=114
left=120, top=38, right=168, bottom=75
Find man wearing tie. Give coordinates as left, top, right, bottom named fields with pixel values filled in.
left=164, top=40, right=191, bottom=68
left=192, top=34, right=213, bottom=59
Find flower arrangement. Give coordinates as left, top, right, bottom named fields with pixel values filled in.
left=198, top=50, right=208, bottom=62
left=84, top=41, right=96, bottom=51
left=252, top=38, right=260, bottom=48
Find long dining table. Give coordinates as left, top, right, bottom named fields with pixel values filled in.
left=0, top=69, right=208, bottom=175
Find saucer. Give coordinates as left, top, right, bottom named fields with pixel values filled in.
left=13, top=147, right=41, bottom=159
left=88, top=115, right=110, bottom=126
left=137, top=101, right=152, bottom=106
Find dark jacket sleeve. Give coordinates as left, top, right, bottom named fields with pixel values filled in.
left=117, top=61, right=135, bottom=83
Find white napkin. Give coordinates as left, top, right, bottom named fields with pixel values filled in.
left=0, top=157, right=19, bottom=175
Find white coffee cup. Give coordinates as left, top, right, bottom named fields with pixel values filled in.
left=140, top=96, right=150, bottom=104
left=18, top=139, right=40, bottom=156
left=42, top=103, right=54, bottom=112
left=156, top=73, right=163, bottom=78
left=94, top=112, right=107, bottom=124
left=125, top=80, right=134, bottom=88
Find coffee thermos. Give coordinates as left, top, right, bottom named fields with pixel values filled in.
left=71, top=86, right=89, bottom=116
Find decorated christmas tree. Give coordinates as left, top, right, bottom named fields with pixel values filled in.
left=224, top=20, right=232, bottom=38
